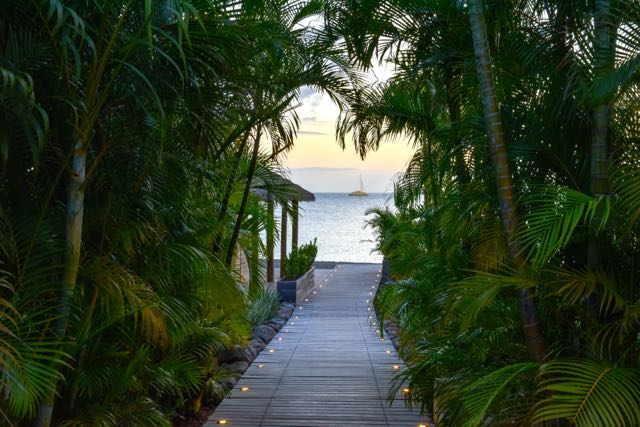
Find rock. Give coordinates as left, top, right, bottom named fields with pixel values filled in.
left=220, top=361, right=249, bottom=374
left=244, top=346, right=258, bottom=363
left=276, top=306, right=294, bottom=319
left=268, top=321, right=283, bottom=332
left=218, top=345, right=248, bottom=363
left=249, top=338, right=266, bottom=352
left=220, top=377, right=238, bottom=391
left=253, top=324, right=276, bottom=344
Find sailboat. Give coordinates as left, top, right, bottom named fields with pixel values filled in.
left=349, top=174, right=368, bottom=196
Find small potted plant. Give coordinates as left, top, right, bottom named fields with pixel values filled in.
left=277, top=239, right=317, bottom=304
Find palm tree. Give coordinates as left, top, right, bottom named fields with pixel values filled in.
left=336, top=0, right=640, bottom=424
left=223, top=0, right=352, bottom=267
left=467, top=0, right=546, bottom=362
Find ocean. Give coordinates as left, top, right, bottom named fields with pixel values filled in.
left=275, top=192, right=395, bottom=263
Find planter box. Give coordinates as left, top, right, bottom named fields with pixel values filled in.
left=277, top=267, right=315, bottom=305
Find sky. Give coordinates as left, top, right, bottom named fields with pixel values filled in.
left=278, top=86, right=415, bottom=193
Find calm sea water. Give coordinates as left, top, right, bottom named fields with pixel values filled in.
left=275, top=193, right=394, bottom=263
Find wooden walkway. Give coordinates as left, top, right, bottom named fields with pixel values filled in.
left=206, top=263, right=431, bottom=427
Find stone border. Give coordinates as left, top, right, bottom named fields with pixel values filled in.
left=172, top=303, right=295, bottom=426
left=216, top=302, right=295, bottom=392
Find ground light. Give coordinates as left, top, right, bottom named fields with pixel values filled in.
left=217, top=420, right=228, bottom=425
left=386, top=350, right=391, bottom=354
left=240, top=387, right=249, bottom=392
left=268, top=349, right=274, bottom=353
left=393, top=364, right=400, bottom=370
left=257, top=364, right=264, bottom=368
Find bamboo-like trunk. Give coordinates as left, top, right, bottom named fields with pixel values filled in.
left=213, top=130, right=252, bottom=256
left=468, top=0, right=546, bottom=362
left=587, top=0, right=614, bottom=318
left=266, top=200, right=275, bottom=283
left=590, top=0, right=612, bottom=213
left=249, top=219, right=261, bottom=297
left=225, top=128, right=262, bottom=267
left=280, top=202, right=288, bottom=277
left=591, top=0, right=612, bottom=184
left=35, top=142, right=87, bottom=426
left=291, top=200, right=299, bottom=250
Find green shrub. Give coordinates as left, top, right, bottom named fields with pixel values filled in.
left=247, top=289, right=280, bottom=327
left=283, top=239, right=318, bottom=279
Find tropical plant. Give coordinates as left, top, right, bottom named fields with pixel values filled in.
left=283, top=239, right=318, bottom=279
left=247, top=289, right=281, bottom=328
left=0, top=0, right=353, bottom=425
left=334, top=0, right=640, bottom=425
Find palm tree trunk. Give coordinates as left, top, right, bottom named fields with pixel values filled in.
left=248, top=218, right=261, bottom=297
left=35, top=142, right=87, bottom=426
left=213, top=130, right=252, bottom=255
left=588, top=0, right=613, bottom=265
left=225, top=128, right=262, bottom=267
left=468, top=0, right=546, bottom=362
left=591, top=0, right=612, bottom=199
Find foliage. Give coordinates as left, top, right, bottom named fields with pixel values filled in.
left=283, top=239, right=318, bottom=279
left=336, top=0, right=640, bottom=425
left=247, top=289, right=281, bottom=328
left=0, top=0, right=351, bottom=425
left=534, top=359, right=640, bottom=427
left=3, top=0, right=639, bottom=425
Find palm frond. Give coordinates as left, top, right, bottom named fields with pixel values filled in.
left=534, top=359, right=640, bottom=427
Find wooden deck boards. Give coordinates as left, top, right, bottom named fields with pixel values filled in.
left=206, top=264, right=431, bottom=427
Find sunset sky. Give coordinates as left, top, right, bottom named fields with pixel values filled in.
left=281, top=86, right=415, bottom=193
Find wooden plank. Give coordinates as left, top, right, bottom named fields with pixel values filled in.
left=207, top=264, right=433, bottom=427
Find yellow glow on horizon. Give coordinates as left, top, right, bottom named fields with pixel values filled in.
left=285, top=130, right=414, bottom=172
left=272, top=88, right=415, bottom=192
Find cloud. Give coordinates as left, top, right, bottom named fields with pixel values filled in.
left=299, top=87, right=316, bottom=100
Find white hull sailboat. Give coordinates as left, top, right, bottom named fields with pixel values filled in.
left=349, top=174, right=368, bottom=196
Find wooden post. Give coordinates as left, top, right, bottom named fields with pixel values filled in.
left=280, top=201, right=288, bottom=279
left=292, top=200, right=299, bottom=250
left=267, top=200, right=274, bottom=284
left=249, top=218, right=260, bottom=296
